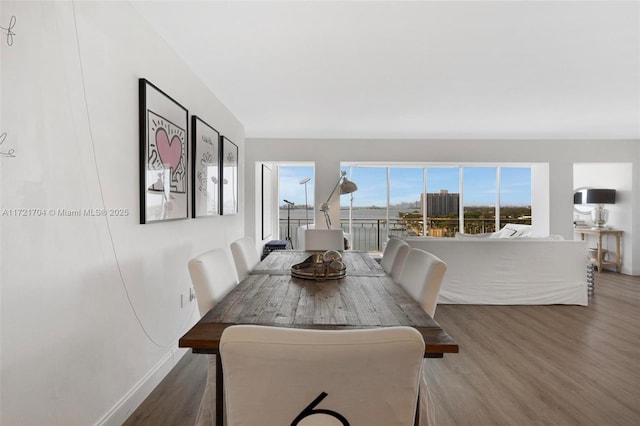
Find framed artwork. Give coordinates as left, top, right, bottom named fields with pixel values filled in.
left=139, top=78, right=188, bottom=223
left=191, top=116, right=220, bottom=218
left=261, top=164, right=272, bottom=239
left=220, top=135, right=239, bottom=215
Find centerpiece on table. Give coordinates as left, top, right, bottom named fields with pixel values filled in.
left=291, top=250, right=346, bottom=281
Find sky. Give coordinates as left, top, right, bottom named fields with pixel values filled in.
left=278, top=166, right=315, bottom=207
left=279, top=165, right=531, bottom=207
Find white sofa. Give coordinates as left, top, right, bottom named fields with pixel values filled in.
left=404, top=235, right=589, bottom=306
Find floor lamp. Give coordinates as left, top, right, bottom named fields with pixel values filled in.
left=320, top=171, right=357, bottom=229
left=284, top=199, right=294, bottom=248
left=299, top=177, right=311, bottom=226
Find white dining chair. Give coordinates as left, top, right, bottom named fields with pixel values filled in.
left=397, top=248, right=448, bottom=318
left=187, top=248, right=240, bottom=426
left=296, top=224, right=315, bottom=252
left=219, top=325, right=432, bottom=426
left=230, top=237, right=260, bottom=281
left=188, top=248, right=239, bottom=317
left=304, top=229, right=344, bottom=251
left=381, top=237, right=411, bottom=282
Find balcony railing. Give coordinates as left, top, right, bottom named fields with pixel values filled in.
left=279, top=217, right=531, bottom=252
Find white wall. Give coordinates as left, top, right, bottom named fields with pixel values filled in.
left=530, top=163, right=550, bottom=236
left=1, top=1, right=244, bottom=425
left=636, top=148, right=640, bottom=276
left=245, top=139, right=639, bottom=275
left=574, top=163, right=634, bottom=274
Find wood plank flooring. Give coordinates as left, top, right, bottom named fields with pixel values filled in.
left=125, top=272, right=640, bottom=426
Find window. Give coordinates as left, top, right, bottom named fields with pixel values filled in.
left=345, top=167, right=388, bottom=250
left=499, top=167, right=532, bottom=227
left=278, top=165, right=314, bottom=248
left=339, top=163, right=533, bottom=250
left=389, top=168, right=424, bottom=237
left=463, top=167, right=497, bottom=234
left=426, top=168, right=460, bottom=237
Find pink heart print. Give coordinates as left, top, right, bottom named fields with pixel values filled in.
left=155, top=127, right=182, bottom=170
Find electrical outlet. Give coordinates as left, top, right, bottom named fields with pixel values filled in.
left=180, top=291, right=187, bottom=308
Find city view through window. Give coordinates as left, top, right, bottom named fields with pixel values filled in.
left=278, top=165, right=532, bottom=251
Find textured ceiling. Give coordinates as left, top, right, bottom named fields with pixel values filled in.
left=132, top=1, right=640, bottom=140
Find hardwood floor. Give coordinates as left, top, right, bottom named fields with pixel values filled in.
left=123, top=350, right=207, bottom=425
left=125, top=272, right=640, bottom=425
left=424, top=272, right=640, bottom=426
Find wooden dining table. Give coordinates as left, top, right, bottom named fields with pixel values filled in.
left=253, top=249, right=387, bottom=276
left=179, top=250, right=459, bottom=425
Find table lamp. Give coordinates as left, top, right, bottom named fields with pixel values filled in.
left=320, top=171, right=357, bottom=229
left=575, top=188, right=616, bottom=228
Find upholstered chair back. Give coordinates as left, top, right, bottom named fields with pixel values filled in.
left=219, top=325, right=426, bottom=426
left=187, top=248, right=238, bottom=317
left=397, top=248, right=448, bottom=317
left=381, top=237, right=411, bottom=282
left=230, top=237, right=260, bottom=281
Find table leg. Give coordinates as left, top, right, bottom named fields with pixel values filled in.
left=597, top=234, right=603, bottom=272
left=616, top=234, right=621, bottom=272
left=216, top=352, right=224, bottom=426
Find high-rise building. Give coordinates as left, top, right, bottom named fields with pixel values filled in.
left=421, top=190, right=460, bottom=216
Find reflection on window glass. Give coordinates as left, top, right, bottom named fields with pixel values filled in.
left=463, top=167, right=496, bottom=234
left=500, top=167, right=532, bottom=227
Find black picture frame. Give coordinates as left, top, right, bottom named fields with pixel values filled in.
left=191, top=116, right=220, bottom=218
left=220, top=135, right=239, bottom=215
left=139, top=78, right=189, bottom=223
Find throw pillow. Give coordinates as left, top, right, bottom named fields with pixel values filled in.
left=500, top=223, right=533, bottom=238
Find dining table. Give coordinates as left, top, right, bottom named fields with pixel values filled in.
left=179, top=250, right=459, bottom=425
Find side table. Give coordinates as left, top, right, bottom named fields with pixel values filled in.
left=574, top=228, right=622, bottom=273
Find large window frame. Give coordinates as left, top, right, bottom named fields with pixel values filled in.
left=343, top=163, right=532, bottom=238
left=275, top=163, right=315, bottom=248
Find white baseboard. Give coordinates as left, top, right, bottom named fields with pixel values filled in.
left=96, top=347, right=189, bottom=426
